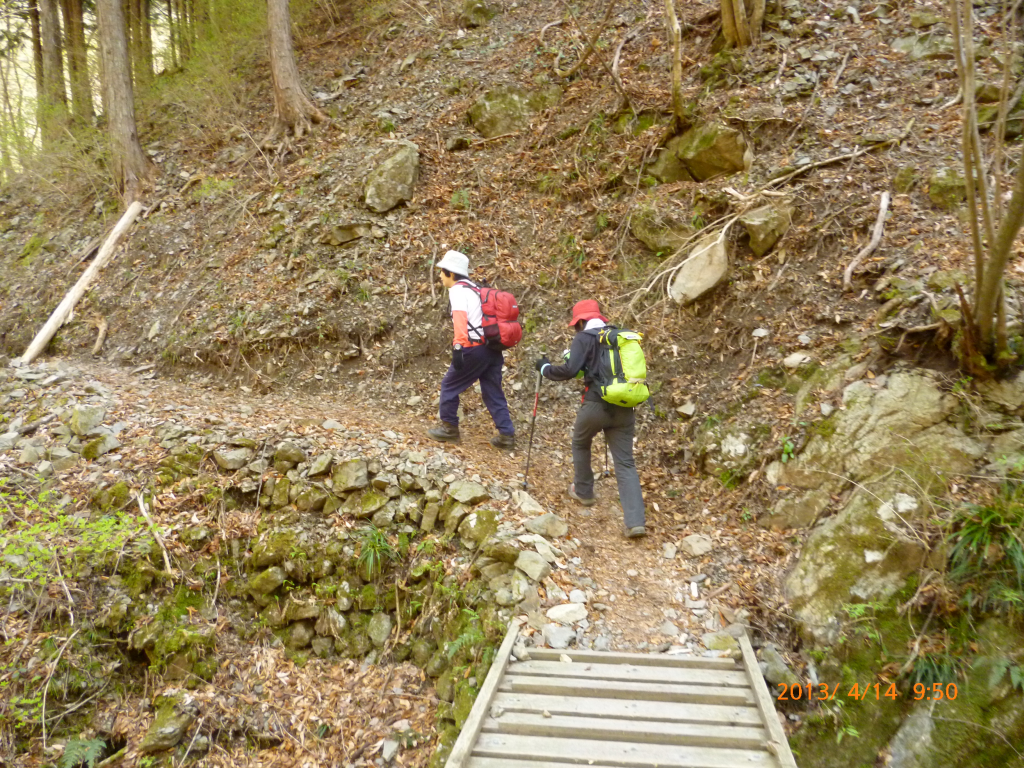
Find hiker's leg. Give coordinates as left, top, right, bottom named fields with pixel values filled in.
left=571, top=401, right=607, bottom=499
left=438, top=353, right=485, bottom=426
left=606, top=406, right=645, bottom=529
left=478, top=347, right=514, bottom=436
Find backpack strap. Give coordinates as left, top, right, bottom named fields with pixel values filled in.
left=455, top=280, right=488, bottom=338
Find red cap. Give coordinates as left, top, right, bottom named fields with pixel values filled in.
left=569, top=299, right=608, bottom=327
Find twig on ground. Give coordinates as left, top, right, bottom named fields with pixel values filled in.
left=136, top=492, right=174, bottom=576
left=41, top=629, right=81, bottom=748
left=842, top=191, right=891, bottom=291
left=52, top=554, right=75, bottom=625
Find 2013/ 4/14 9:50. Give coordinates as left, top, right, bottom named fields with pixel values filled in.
left=776, top=682, right=959, bottom=701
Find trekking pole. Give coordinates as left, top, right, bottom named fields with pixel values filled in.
left=603, top=437, right=611, bottom=478
left=523, top=370, right=543, bottom=490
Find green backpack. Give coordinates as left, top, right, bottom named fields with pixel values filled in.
left=588, top=326, right=650, bottom=408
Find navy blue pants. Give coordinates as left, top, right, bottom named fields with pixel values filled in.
left=439, top=345, right=514, bottom=436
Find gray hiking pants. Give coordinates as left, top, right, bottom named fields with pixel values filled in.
left=572, top=400, right=646, bottom=529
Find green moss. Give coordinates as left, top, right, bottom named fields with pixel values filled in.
left=19, top=234, right=46, bottom=264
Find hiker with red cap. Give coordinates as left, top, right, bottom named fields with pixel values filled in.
left=535, top=299, right=648, bottom=539
left=427, top=250, right=516, bottom=449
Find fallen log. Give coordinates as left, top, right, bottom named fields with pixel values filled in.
left=19, top=201, right=143, bottom=365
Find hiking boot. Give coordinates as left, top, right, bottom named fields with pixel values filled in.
left=626, top=526, right=647, bottom=539
left=426, top=422, right=460, bottom=443
left=567, top=483, right=596, bottom=507
left=490, top=433, right=515, bottom=450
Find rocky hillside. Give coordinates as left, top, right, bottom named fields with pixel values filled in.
left=4, top=0, right=1024, bottom=765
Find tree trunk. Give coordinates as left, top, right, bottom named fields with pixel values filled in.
left=29, top=1, right=44, bottom=99
left=97, top=0, right=152, bottom=202
left=265, top=0, right=327, bottom=144
left=166, top=0, right=178, bottom=68
left=39, top=0, right=69, bottom=146
left=721, top=0, right=761, bottom=48
left=664, top=0, right=684, bottom=128
left=142, top=0, right=154, bottom=77
left=61, top=0, right=95, bottom=125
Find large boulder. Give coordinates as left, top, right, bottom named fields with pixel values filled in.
left=777, top=373, right=982, bottom=494
left=630, top=206, right=695, bottom=256
left=785, top=488, right=929, bottom=644
left=364, top=141, right=420, bottom=213
left=657, top=122, right=752, bottom=182
left=459, top=0, right=496, bottom=27
left=468, top=85, right=561, bottom=138
left=739, top=202, right=794, bottom=256
left=669, top=233, right=729, bottom=304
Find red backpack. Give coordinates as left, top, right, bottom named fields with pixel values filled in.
left=457, top=281, right=523, bottom=351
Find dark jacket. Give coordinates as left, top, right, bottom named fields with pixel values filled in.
left=541, top=328, right=606, bottom=403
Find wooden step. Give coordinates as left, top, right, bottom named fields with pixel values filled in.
left=499, top=676, right=755, bottom=706
left=481, top=711, right=767, bottom=750
left=506, top=660, right=749, bottom=687
left=525, top=648, right=739, bottom=670
left=491, top=692, right=763, bottom=727
left=472, top=733, right=778, bottom=768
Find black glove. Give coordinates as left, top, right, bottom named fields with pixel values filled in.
left=535, top=356, right=551, bottom=373
left=452, top=345, right=465, bottom=370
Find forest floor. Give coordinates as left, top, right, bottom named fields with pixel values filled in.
left=2, top=0, right=1022, bottom=762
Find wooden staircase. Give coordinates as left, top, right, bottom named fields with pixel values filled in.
left=445, top=621, right=798, bottom=768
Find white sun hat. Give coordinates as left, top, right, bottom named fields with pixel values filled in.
left=436, top=250, right=470, bottom=276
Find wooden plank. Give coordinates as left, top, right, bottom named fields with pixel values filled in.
left=525, top=647, right=738, bottom=670
left=470, top=759, right=620, bottom=768
left=739, top=631, right=798, bottom=768
left=472, top=733, right=778, bottom=768
left=492, top=692, right=763, bottom=727
left=443, top=618, right=523, bottom=768
left=500, top=676, right=755, bottom=706
left=482, top=711, right=767, bottom=750
left=507, top=660, right=749, bottom=687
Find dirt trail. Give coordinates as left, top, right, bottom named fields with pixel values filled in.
left=74, top=359, right=747, bottom=651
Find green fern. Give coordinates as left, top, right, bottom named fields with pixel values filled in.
left=60, top=738, right=106, bottom=768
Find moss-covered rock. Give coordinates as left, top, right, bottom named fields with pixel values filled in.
left=659, top=122, right=752, bottom=182
left=928, top=167, right=967, bottom=210
left=140, top=695, right=196, bottom=754
left=468, top=85, right=562, bottom=138
left=365, top=141, right=420, bottom=213
left=738, top=202, right=794, bottom=256
left=459, top=0, right=496, bottom=27
left=333, top=459, right=369, bottom=492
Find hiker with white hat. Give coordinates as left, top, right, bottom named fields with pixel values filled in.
left=427, top=250, right=515, bottom=449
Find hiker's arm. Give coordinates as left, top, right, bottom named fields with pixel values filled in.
left=541, top=336, right=585, bottom=381
left=452, top=311, right=470, bottom=347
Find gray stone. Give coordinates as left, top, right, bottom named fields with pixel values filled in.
left=541, top=622, right=575, bottom=649
left=82, top=433, right=121, bottom=460
left=214, top=447, right=252, bottom=470
left=512, top=490, right=546, bottom=515
left=524, top=513, right=568, bottom=538
left=274, top=441, right=306, bottom=464
left=669, top=233, right=729, bottom=305
left=365, top=141, right=420, bottom=213
left=459, top=0, right=496, bottom=27
left=702, top=631, right=739, bottom=651
left=333, top=459, right=369, bottom=492
left=286, top=621, right=315, bottom=649
left=662, top=542, right=678, bottom=559
left=368, top=612, right=393, bottom=647
left=70, top=405, right=106, bottom=436
left=516, top=551, right=551, bottom=581
left=884, top=704, right=935, bottom=768
left=382, top=739, right=401, bottom=763
left=662, top=122, right=752, bottom=181
left=309, top=453, right=333, bottom=476
left=322, top=419, right=343, bottom=430
left=569, top=589, right=587, bottom=604
left=546, top=603, right=587, bottom=625
left=140, top=698, right=195, bottom=754
left=680, top=534, right=713, bottom=557
left=928, top=167, right=966, bottom=209
left=762, top=489, right=831, bottom=530
left=659, top=620, right=679, bottom=637
left=892, top=34, right=955, bottom=61
left=248, top=567, right=286, bottom=597
left=759, top=645, right=800, bottom=687
left=0, top=432, right=20, bottom=452
left=468, top=85, right=562, bottom=138
left=739, top=203, right=794, bottom=256
left=448, top=479, right=490, bottom=505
